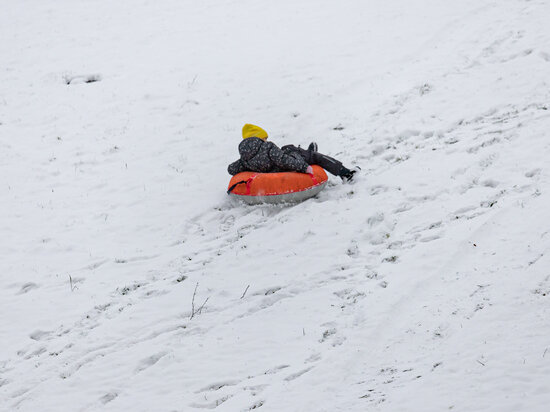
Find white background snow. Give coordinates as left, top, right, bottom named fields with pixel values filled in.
left=2, top=0, right=550, bottom=410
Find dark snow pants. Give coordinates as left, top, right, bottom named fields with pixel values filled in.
left=281, top=145, right=344, bottom=176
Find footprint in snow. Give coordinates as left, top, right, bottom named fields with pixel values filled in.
left=29, top=330, right=52, bottom=341
left=134, top=351, right=168, bottom=373
left=63, top=73, right=102, bottom=85
left=284, top=366, right=315, bottom=381
left=17, top=282, right=39, bottom=294
left=196, top=380, right=239, bottom=393
left=319, top=325, right=346, bottom=346
left=100, top=392, right=118, bottom=404
left=525, top=168, right=541, bottom=178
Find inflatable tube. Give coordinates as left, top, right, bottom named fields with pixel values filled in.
left=227, top=165, right=328, bottom=204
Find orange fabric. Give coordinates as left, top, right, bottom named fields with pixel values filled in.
left=228, top=165, right=328, bottom=196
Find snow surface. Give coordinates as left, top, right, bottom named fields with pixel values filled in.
left=2, top=0, right=550, bottom=411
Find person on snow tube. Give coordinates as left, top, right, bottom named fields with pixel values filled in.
left=227, top=124, right=356, bottom=181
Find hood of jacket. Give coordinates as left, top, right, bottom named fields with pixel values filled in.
left=238, top=137, right=265, bottom=161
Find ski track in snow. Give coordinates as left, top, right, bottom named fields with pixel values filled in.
left=2, top=0, right=550, bottom=411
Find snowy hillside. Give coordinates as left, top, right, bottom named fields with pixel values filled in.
left=2, top=0, right=550, bottom=411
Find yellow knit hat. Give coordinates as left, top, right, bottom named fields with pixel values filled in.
left=242, top=124, right=268, bottom=140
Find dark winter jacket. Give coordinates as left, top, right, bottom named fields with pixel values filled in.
left=227, top=137, right=310, bottom=175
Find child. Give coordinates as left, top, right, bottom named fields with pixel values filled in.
left=227, top=124, right=356, bottom=181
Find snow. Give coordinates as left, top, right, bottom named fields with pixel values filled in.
left=1, top=0, right=550, bottom=410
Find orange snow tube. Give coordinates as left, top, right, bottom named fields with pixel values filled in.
left=227, top=165, right=328, bottom=204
